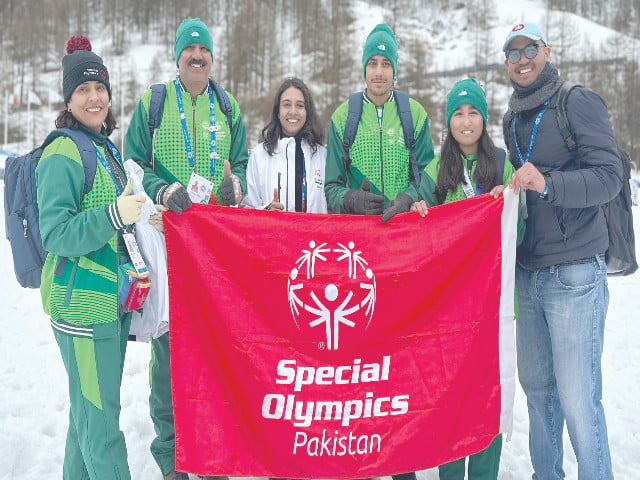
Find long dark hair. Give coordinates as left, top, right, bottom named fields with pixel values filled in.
left=55, top=107, right=117, bottom=136
left=261, top=77, right=323, bottom=155
left=434, top=126, right=499, bottom=204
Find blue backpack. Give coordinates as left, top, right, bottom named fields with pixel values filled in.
left=3, top=128, right=97, bottom=288
left=554, top=82, right=637, bottom=276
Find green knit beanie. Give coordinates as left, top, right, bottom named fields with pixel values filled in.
left=446, top=78, right=487, bottom=128
left=362, top=24, right=398, bottom=79
left=174, top=18, right=213, bottom=66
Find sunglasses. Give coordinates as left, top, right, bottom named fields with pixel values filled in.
left=506, top=43, right=545, bottom=64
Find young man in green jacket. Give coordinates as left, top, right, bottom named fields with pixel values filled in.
left=125, top=17, right=248, bottom=480
left=324, top=23, right=434, bottom=224
left=323, top=23, right=434, bottom=480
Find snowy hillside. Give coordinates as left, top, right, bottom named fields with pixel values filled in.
left=2, top=0, right=638, bottom=157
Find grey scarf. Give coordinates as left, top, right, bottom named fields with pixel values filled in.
left=508, top=63, right=563, bottom=113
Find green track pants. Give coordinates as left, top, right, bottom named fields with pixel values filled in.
left=53, top=314, right=131, bottom=480
left=149, top=331, right=176, bottom=474
left=438, top=434, right=502, bottom=480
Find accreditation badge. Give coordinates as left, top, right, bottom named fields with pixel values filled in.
left=187, top=171, right=214, bottom=204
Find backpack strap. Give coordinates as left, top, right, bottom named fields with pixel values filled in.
left=44, top=128, right=97, bottom=195
left=341, top=92, right=363, bottom=188
left=495, top=147, right=506, bottom=185
left=148, top=83, right=166, bottom=138
left=209, top=79, right=234, bottom=132
left=148, top=83, right=167, bottom=172
left=553, top=81, right=582, bottom=153
left=394, top=90, right=420, bottom=190
left=502, top=109, right=515, bottom=154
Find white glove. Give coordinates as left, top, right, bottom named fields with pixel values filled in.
left=116, top=178, right=146, bottom=225
left=149, top=204, right=169, bottom=233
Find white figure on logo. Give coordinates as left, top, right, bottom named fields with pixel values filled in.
left=287, top=268, right=304, bottom=325
left=334, top=241, right=368, bottom=279
left=360, top=268, right=377, bottom=326
left=305, top=284, right=360, bottom=350
left=295, top=240, right=330, bottom=279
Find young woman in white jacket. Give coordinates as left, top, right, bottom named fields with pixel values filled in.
left=243, top=77, right=327, bottom=213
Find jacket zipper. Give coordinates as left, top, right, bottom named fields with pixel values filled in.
left=379, top=117, right=384, bottom=199
left=192, top=97, right=198, bottom=171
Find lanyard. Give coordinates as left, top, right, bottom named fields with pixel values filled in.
left=462, top=160, right=475, bottom=198
left=513, top=100, right=548, bottom=166
left=174, top=77, right=218, bottom=177
left=95, top=141, right=124, bottom=196
left=461, top=155, right=482, bottom=198
left=300, top=153, right=307, bottom=213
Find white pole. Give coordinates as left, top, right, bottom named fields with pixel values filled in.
left=4, top=93, right=8, bottom=149
left=27, top=98, right=31, bottom=150
left=120, top=59, right=125, bottom=153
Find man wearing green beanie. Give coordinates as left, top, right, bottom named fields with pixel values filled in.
left=125, top=16, right=248, bottom=480
left=325, top=22, right=434, bottom=228
left=361, top=23, right=398, bottom=79
left=325, top=24, right=434, bottom=475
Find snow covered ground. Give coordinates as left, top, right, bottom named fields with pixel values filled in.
left=1, top=178, right=639, bottom=479
left=1, top=0, right=639, bottom=476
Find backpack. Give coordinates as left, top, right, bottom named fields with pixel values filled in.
left=555, top=82, right=637, bottom=276
left=342, top=90, right=420, bottom=190
left=503, top=82, right=637, bottom=276
left=3, top=128, right=97, bottom=288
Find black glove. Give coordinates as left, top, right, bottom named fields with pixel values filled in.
left=219, top=176, right=237, bottom=206
left=343, top=178, right=384, bottom=215
left=219, top=160, right=242, bottom=206
left=161, top=182, right=192, bottom=214
left=381, top=192, right=414, bottom=224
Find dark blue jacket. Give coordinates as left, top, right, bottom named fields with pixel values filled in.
left=506, top=86, right=622, bottom=269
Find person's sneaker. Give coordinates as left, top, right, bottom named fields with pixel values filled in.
left=163, top=471, right=189, bottom=480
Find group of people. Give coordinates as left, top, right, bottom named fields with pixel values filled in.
left=35, top=15, right=621, bottom=480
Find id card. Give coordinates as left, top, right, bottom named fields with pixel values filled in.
left=123, top=232, right=149, bottom=276
left=187, top=171, right=213, bottom=204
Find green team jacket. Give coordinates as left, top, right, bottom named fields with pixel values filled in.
left=36, top=127, right=124, bottom=329
left=324, top=91, right=434, bottom=213
left=419, top=151, right=526, bottom=244
left=419, top=151, right=516, bottom=205
left=124, top=79, right=248, bottom=203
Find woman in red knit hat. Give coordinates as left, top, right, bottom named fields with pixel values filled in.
left=36, top=36, right=146, bottom=480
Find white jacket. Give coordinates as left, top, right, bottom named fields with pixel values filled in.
left=243, top=137, right=327, bottom=213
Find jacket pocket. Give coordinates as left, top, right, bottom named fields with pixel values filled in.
left=63, top=258, right=79, bottom=307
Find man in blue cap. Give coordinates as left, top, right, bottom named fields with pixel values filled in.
left=125, top=17, right=248, bottom=480
left=502, top=21, right=619, bottom=480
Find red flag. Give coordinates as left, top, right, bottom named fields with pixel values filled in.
left=164, top=191, right=517, bottom=478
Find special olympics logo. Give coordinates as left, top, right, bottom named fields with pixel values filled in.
left=287, top=241, right=376, bottom=350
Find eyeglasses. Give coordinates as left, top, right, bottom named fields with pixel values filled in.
left=505, top=43, right=545, bottom=64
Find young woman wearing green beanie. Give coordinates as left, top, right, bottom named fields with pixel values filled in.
left=413, top=78, right=519, bottom=480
